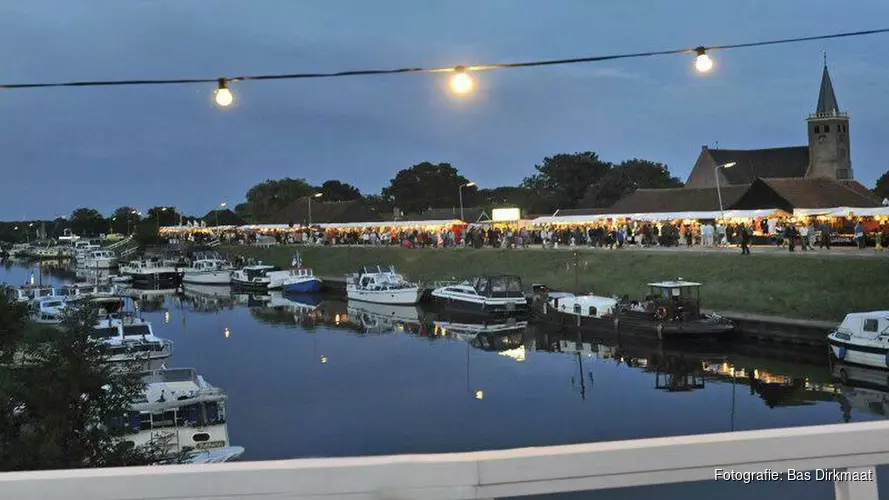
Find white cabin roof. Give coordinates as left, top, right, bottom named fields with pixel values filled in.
left=647, top=280, right=701, bottom=287
left=838, top=311, right=889, bottom=340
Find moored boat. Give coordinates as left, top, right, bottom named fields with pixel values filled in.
left=532, top=280, right=734, bottom=340
left=183, top=254, right=234, bottom=285
left=345, top=265, right=423, bottom=305
left=79, top=249, right=118, bottom=269
left=230, top=264, right=278, bottom=290
left=92, top=314, right=173, bottom=367
left=271, top=254, right=323, bottom=293
left=120, top=259, right=183, bottom=287
left=828, top=311, right=889, bottom=369
left=431, top=275, right=529, bottom=317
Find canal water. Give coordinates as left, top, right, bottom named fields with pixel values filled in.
left=3, top=261, right=888, bottom=499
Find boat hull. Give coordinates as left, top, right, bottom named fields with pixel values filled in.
left=129, top=271, right=183, bottom=287
left=829, top=338, right=889, bottom=370
left=282, top=278, right=323, bottom=293
left=346, top=286, right=423, bottom=305
left=431, top=293, right=530, bottom=318
left=231, top=278, right=270, bottom=290
left=183, top=270, right=232, bottom=285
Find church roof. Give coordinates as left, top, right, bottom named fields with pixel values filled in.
left=815, top=64, right=841, bottom=115
left=758, top=178, right=880, bottom=209
left=609, top=185, right=750, bottom=213
left=708, top=146, right=810, bottom=185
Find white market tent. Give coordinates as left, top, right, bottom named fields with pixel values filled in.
left=529, top=208, right=788, bottom=226
left=825, top=206, right=889, bottom=218
left=160, top=219, right=465, bottom=233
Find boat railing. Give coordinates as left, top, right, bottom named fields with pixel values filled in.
left=6, top=420, right=887, bottom=499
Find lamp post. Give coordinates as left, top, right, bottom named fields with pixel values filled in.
left=459, top=182, right=476, bottom=221
left=713, top=162, right=737, bottom=224
left=216, top=202, right=227, bottom=228
left=308, top=193, right=322, bottom=226
left=129, top=210, right=139, bottom=235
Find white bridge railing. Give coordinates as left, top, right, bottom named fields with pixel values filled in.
left=1, top=421, right=887, bottom=500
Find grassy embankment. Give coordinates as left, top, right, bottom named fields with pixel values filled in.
left=222, top=246, right=883, bottom=321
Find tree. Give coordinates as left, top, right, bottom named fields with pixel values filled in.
left=69, top=208, right=107, bottom=236
left=0, top=296, right=159, bottom=471
left=319, top=180, right=362, bottom=202
left=520, top=152, right=612, bottom=213
left=580, top=159, right=684, bottom=208
left=146, top=207, right=181, bottom=227
left=874, top=171, right=889, bottom=202
left=477, top=186, right=534, bottom=209
left=245, top=178, right=315, bottom=222
left=109, top=207, right=142, bottom=235
left=363, top=194, right=395, bottom=218
left=382, top=162, right=476, bottom=214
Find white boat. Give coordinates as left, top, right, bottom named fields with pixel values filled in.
left=29, top=296, right=68, bottom=324
left=828, top=311, right=889, bottom=369
left=11, top=243, right=34, bottom=258
left=31, top=246, right=74, bottom=260
left=431, top=275, right=529, bottom=316
left=92, top=315, right=173, bottom=365
left=183, top=256, right=233, bottom=285
left=123, top=368, right=244, bottom=464
left=79, top=249, right=118, bottom=269
left=73, top=239, right=102, bottom=261
left=230, top=264, right=278, bottom=289
left=345, top=266, right=423, bottom=305
left=5, top=285, right=59, bottom=303
left=120, top=259, right=183, bottom=286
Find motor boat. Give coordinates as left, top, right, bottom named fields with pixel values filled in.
left=73, top=239, right=103, bottom=261
left=268, top=254, right=323, bottom=293
left=431, top=275, right=529, bottom=316
left=78, top=249, right=118, bottom=269
left=29, top=295, right=68, bottom=325
left=31, top=245, right=75, bottom=260
left=230, top=264, right=278, bottom=289
left=91, top=314, right=173, bottom=366
left=345, top=265, right=423, bottom=305
left=182, top=255, right=234, bottom=285
left=123, top=368, right=244, bottom=464
left=828, top=311, right=889, bottom=369
left=119, top=259, right=183, bottom=287
left=532, top=280, right=734, bottom=340
left=5, top=285, right=59, bottom=303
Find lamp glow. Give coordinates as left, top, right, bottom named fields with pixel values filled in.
left=215, top=78, right=234, bottom=107
left=449, top=67, right=474, bottom=95
left=694, top=47, right=714, bottom=73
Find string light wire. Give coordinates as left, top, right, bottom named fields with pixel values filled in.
left=0, top=27, right=886, bottom=90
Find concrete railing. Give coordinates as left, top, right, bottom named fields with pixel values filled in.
left=2, top=421, right=887, bottom=500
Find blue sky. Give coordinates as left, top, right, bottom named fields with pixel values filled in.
left=1, top=0, right=888, bottom=219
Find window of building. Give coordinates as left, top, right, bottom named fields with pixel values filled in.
left=836, top=169, right=850, bottom=180
left=823, top=125, right=829, bottom=133
left=813, top=125, right=820, bottom=134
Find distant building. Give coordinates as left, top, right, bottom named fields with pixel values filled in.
left=685, top=62, right=852, bottom=188
left=607, top=60, right=877, bottom=214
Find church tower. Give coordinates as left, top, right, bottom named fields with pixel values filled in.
left=806, top=59, right=852, bottom=179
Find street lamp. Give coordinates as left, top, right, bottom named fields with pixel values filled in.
left=459, top=182, right=476, bottom=221
left=714, top=161, right=737, bottom=226
left=216, top=202, right=227, bottom=227
left=308, top=193, right=322, bottom=226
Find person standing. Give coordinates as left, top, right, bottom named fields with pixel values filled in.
left=799, top=223, right=809, bottom=251
left=787, top=223, right=796, bottom=252
left=740, top=223, right=751, bottom=255
left=820, top=223, right=831, bottom=250
left=854, top=221, right=865, bottom=249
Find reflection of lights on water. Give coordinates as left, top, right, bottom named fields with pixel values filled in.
left=498, top=346, right=526, bottom=362
left=320, top=356, right=328, bottom=364
left=334, top=314, right=340, bottom=325
left=224, top=327, right=230, bottom=338
left=474, top=390, right=484, bottom=400
left=164, top=311, right=170, bottom=324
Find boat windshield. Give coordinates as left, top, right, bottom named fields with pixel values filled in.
left=485, top=276, right=523, bottom=297
left=123, top=324, right=152, bottom=337
left=92, top=327, right=119, bottom=339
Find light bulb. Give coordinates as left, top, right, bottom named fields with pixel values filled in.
left=449, top=67, right=474, bottom=95
left=694, top=48, right=713, bottom=73
left=215, top=78, right=234, bottom=107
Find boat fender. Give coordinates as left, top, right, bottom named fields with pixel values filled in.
left=656, top=307, right=667, bottom=320
left=657, top=323, right=664, bottom=341
left=837, top=347, right=847, bottom=361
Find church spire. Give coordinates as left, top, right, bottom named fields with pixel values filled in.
left=815, top=55, right=840, bottom=116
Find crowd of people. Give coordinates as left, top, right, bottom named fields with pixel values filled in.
left=172, top=217, right=888, bottom=253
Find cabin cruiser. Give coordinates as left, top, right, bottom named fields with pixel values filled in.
left=31, top=245, right=74, bottom=260
left=230, top=264, right=278, bottom=289
left=273, top=254, right=323, bottom=293
left=533, top=280, right=734, bottom=340
left=92, top=314, right=173, bottom=366
left=182, top=255, right=234, bottom=285
left=78, top=249, right=118, bottom=269
left=29, top=296, right=68, bottom=324
left=431, top=275, right=529, bottom=316
left=73, top=239, right=103, bottom=261
left=122, top=368, right=244, bottom=464
left=11, top=243, right=34, bottom=258
left=828, top=312, right=889, bottom=369
left=119, top=259, right=184, bottom=287
left=6, top=285, right=59, bottom=303
left=346, top=265, right=423, bottom=305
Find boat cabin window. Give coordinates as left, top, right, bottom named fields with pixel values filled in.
left=589, top=306, right=598, bottom=316
left=477, top=279, right=489, bottom=294
left=863, top=318, right=879, bottom=332
left=123, top=324, right=151, bottom=337
left=93, top=327, right=119, bottom=339
left=574, top=304, right=581, bottom=314
left=361, top=277, right=372, bottom=287
left=152, top=411, right=176, bottom=428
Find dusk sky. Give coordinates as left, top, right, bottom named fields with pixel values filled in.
left=1, top=1, right=888, bottom=219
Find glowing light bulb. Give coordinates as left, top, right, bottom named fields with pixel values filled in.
left=449, top=67, right=474, bottom=95
left=474, top=390, right=484, bottom=400
left=321, top=356, right=328, bottom=364
left=215, top=78, right=234, bottom=107
left=694, top=47, right=713, bottom=73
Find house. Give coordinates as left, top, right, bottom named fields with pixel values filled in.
left=609, top=185, right=750, bottom=213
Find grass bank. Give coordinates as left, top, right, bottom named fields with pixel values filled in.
left=222, top=246, right=882, bottom=321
